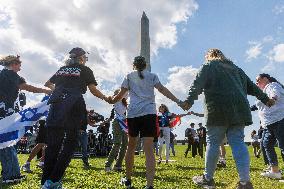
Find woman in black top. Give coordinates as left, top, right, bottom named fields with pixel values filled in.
left=0, top=55, right=50, bottom=184
left=41, top=47, right=110, bottom=189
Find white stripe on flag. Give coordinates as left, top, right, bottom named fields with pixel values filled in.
left=0, top=98, right=50, bottom=149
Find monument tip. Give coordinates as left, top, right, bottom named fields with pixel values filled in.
left=142, top=11, right=147, bottom=18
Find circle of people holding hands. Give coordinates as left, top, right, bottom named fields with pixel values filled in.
left=1, top=47, right=283, bottom=189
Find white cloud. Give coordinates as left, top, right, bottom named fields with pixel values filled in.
left=0, top=0, right=198, bottom=115
left=156, top=65, right=199, bottom=108
left=273, top=4, right=284, bottom=15
left=270, top=43, right=284, bottom=62
left=245, top=43, right=262, bottom=61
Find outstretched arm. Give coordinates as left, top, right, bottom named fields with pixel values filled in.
left=88, top=84, right=109, bottom=102
left=44, top=80, right=55, bottom=91
left=190, top=111, right=204, bottom=117
left=176, top=112, right=191, bottom=117
left=155, top=83, right=180, bottom=104
left=111, top=88, right=128, bottom=104
left=20, top=83, right=51, bottom=95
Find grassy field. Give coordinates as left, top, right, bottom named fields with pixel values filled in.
left=1, top=145, right=283, bottom=189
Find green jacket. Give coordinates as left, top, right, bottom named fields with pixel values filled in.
left=186, top=60, right=269, bottom=127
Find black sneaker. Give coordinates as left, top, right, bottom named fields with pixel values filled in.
left=192, top=175, right=215, bottom=189
left=236, top=181, right=254, bottom=189
left=120, top=177, right=132, bottom=188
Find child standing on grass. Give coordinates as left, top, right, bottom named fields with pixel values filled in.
left=110, top=56, right=183, bottom=189
left=251, top=130, right=260, bottom=158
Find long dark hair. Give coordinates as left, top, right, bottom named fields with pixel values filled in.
left=159, top=104, right=169, bottom=113
left=251, top=130, right=256, bottom=138
left=133, top=56, right=146, bottom=79
left=259, top=73, right=284, bottom=88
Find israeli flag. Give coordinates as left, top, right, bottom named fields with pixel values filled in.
left=116, top=117, right=128, bottom=133
left=0, top=96, right=50, bottom=149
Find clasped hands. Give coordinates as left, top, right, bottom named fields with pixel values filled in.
left=177, top=100, right=191, bottom=111
left=103, top=96, right=115, bottom=104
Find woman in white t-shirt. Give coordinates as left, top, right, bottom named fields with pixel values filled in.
left=105, top=89, right=128, bottom=172
left=255, top=73, right=284, bottom=179
left=110, top=56, right=183, bottom=189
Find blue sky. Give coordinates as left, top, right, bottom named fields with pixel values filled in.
left=154, top=0, right=284, bottom=141
left=1, top=0, right=284, bottom=141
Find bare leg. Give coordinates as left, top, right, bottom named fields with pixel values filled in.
left=125, top=136, right=138, bottom=180
left=27, top=143, right=45, bottom=162
left=143, top=137, right=155, bottom=187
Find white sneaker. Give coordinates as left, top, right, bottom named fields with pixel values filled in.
left=261, top=171, right=282, bottom=179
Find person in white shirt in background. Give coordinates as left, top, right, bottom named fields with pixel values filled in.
left=105, top=89, right=128, bottom=172
left=250, top=130, right=260, bottom=158
left=255, top=73, right=284, bottom=179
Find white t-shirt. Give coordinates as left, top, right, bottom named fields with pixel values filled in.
left=114, top=101, right=127, bottom=120
left=256, top=82, right=284, bottom=126
left=121, top=70, right=160, bottom=118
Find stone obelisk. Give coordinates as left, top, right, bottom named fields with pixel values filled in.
left=140, top=11, right=151, bottom=72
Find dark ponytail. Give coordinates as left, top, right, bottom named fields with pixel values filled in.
left=259, top=73, right=284, bottom=88
left=133, top=56, right=147, bottom=79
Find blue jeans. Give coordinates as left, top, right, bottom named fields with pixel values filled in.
left=205, top=126, right=250, bottom=182
left=262, top=118, right=284, bottom=166
left=0, top=146, right=21, bottom=180
left=260, top=134, right=269, bottom=165
left=79, top=131, right=88, bottom=164
left=169, top=143, right=175, bottom=156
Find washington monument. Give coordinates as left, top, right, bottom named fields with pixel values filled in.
left=139, top=11, right=151, bottom=72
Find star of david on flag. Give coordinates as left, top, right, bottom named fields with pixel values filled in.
left=0, top=97, right=50, bottom=149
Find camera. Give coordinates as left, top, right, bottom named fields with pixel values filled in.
left=88, top=110, right=104, bottom=123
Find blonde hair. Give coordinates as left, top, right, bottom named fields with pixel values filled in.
left=205, top=49, right=229, bottom=62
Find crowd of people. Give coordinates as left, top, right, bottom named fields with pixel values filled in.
left=0, top=48, right=283, bottom=189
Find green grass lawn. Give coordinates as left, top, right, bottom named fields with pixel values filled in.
left=1, top=145, right=283, bottom=189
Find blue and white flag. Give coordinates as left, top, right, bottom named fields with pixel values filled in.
left=0, top=97, right=50, bottom=149
left=117, top=117, right=128, bottom=133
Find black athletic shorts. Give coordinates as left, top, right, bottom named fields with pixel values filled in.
left=127, top=114, right=158, bottom=138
